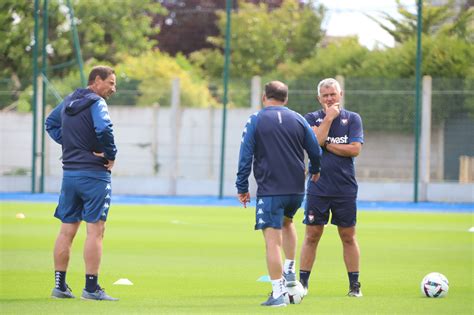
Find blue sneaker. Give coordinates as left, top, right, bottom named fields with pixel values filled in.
left=81, top=287, right=119, bottom=301
left=51, top=285, right=75, bottom=299
left=261, top=292, right=287, bottom=307
left=283, top=272, right=297, bottom=287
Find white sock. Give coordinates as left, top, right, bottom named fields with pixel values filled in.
left=271, top=278, right=286, bottom=298
left=284, top=259, right=296, bottom=274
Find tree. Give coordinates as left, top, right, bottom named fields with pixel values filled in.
left=0, top=0, right=165, bottom=109
left=151, top=0, right=226, bottom=56
left=368, top=0, right=473, bottom=44
left=152, top=0, right=287, bottom=57
left=190, top=0, right=325, bottom=79
left=0, top=1, right=35, bottom=104
left=113, top=52, right=218, bottom=108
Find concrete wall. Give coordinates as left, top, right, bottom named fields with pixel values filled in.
left=1, top=108, right=472, bottom=202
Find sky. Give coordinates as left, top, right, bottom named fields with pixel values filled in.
left=316, top=0, right=417, bottom=49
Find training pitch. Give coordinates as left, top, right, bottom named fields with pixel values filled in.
left=1, top=200, right=473, bottom=314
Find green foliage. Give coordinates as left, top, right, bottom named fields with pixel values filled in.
left=0, top=1, right=33, bottom=81
left=115, top=51, right=218, bottom=107
left=73, top=0, right=165, bottom=63
left=17, top=85, right=33, bottom=113
left=16, top=52, right=218, bottom=110
left=368, top=0, right=473, bottom=44
left=189, top=49, right=224, bottom=79
left=269, top=32, right=473, bottom=132
left=286, top=38, right=370, bottom=80
left=190, top=0, right=325, bottom=78
left=0, top=0, right=165, bottom=108
left=0, top=1, right=35, bottom=107
left=345, top=78, right=416, bottom=133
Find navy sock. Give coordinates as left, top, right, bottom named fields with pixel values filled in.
left=348, top=271, right=360, bottom=285
left=299, top=270, right=311, bottom=288
left=85, top=274, right=98, bottom=293
left=55, top=271, right=67, bottom=291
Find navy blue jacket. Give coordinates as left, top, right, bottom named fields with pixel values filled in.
left=236, top=106, right=321, bottom=196
left=45, top=88, right=117, bottom=172
left=305, top=109, right=363, bottom=197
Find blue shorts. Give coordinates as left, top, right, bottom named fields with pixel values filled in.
left=254, top=195, right=304, bottom=230
left=54, top=171, right=112, bottom=223
left=303, top=194, right=357, bottom=227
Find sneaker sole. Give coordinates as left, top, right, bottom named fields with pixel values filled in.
left=262, top=303, right=287, bottom=307
left=81, top=296, right=118, bottom=301
left=51, top=296, right=74, bottom=299
left=348, top=291, right=363, bottom=297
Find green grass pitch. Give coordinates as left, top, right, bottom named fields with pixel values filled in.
left=1, top=202, right=473, bottom=314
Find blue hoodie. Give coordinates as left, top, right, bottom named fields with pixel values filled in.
left=45, top=88, right=117, bottom=172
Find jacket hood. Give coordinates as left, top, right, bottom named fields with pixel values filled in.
left=64, top=88, right=101, bottom=116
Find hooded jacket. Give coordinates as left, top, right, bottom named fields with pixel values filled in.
left=45, top=88, right=117, bottom=172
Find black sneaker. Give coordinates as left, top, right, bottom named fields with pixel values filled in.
left=347, top=281, right=363, bottom=297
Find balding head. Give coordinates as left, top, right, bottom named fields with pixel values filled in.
left=264, top=81, right=288, bottom=103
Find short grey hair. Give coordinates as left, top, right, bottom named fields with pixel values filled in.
left=317, top=78, right=341, bottom=97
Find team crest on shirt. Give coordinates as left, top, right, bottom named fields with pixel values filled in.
left=341, top=118, right=348, bottom=126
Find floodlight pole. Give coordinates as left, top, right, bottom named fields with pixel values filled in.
left=413, top=0, right=422, bottom=203
left=31, top=0, right=40, bottom=193
left=40, top=0, right=49, bottom=193
left=218, top=0, right=232, bottom=199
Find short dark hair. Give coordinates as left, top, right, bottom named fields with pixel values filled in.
left=88, top=66, right=115, bottom=85
left=264, top=81, right=288, bottom=102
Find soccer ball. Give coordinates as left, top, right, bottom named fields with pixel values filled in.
left=421, top=272, right=449, bottom=298
left=284, top=281, right=305, bottom=304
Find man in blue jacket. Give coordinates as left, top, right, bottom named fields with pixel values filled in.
left=236, top=81, right=322, bottom=307
left=299, top=78, right=364, bottom=298
left=46, top=66, right=118, bottom=301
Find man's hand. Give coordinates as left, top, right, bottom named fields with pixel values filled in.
left=237, top=192, right=251, bottom=208
left=93, top=152, right=115, bottom=171
left=310, top=173, right=320, bottom=183
left=324, top=102, right=340, bottom=121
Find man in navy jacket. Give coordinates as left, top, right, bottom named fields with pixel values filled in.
left=236, top=81, right=321, bottom=306
left=299, top=78, right=364, bottom=298
left=46, top=66, right=118, bottom=301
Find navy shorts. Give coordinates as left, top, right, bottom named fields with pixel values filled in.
left=54, top=171, right=112, bottom=223
left=254, top=195, right=304, bottom=230
left=303, top=194, right=357, bottom=227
